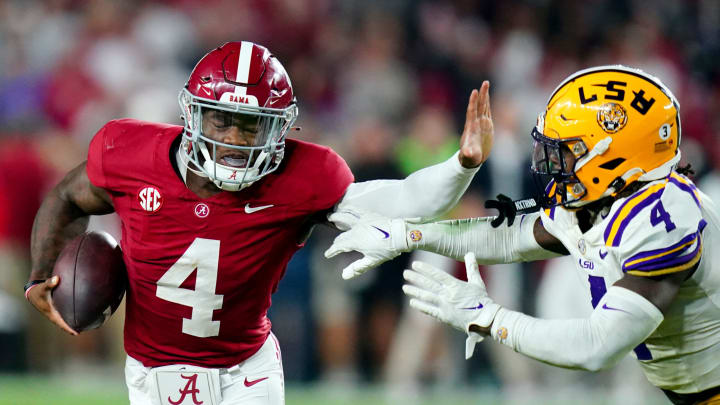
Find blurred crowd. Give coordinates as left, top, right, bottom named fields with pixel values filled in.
left=1, top=0, right=719, bottom=402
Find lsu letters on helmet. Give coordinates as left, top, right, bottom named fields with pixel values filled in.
left=178, top=41, right=298, bottom=191
left=530, top=65, right=681, bottom=208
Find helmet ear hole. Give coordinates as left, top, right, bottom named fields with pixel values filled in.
left=592, top=177, right=600, bottom=184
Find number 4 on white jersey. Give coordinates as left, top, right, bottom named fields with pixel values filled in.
left=156, top=238, right=224, bottom=338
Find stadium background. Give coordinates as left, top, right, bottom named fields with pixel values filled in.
left=0, top=0, right=718, bottom=404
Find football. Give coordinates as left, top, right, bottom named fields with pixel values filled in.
left=52, top=231, right=127, bottom=332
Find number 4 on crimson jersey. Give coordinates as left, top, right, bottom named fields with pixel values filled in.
left=86, top=119, right=354, bottom=368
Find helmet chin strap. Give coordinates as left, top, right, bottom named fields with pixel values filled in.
left=568, top=143, right=681, bottom=207
left=197, top=142, right=267, bottom=192
left=574, top=136, right=612, bottom=171
left=176, top=143, right=200, bottom=183
left=176, top=139, right=268, bottom=192
left=592, top=150, right=682, bottom=202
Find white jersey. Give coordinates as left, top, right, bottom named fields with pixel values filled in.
left=540, top=172, right=720, bottom=393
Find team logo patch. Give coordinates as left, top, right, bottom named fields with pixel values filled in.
left=138, top=186, right=163, bottom=213
left=577, top=238, right=587, bottom=255
left=155, top=368, right=219, bottom=405
left=596, top=102, right=628, bottom=134
left=194, top=203, right=210, bottom=218
left=496, top=326, right=508, bottom=340
left=409, top=230, right=422, bottom=242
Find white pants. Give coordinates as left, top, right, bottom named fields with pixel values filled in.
left=126, top=333, right=285, bottom=405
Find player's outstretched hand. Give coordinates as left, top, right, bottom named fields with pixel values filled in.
left=403, top=252, right=500, bottom=358
left=325, top=208, right=409, bottom=280
left=26, top=276, right=78, bottom=336
left=458, top=81, right=494, bottom=168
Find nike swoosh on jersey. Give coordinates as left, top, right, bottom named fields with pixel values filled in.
left=244, top=376, right=268, bottom=387
left=461, top=303, right=484, bottom=310
left=602, top=303, right=627, bottom=313
left=371, top=226, right=390, bottom=239
left=245, top=203, right=274, bottom=214
left=599, top=250, right=608, bottom=259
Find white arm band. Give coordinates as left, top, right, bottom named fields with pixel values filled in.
left=336, top=151, right=479, bottom=220
left=406, top=211, right=561, bottom=263
left=489, top=286, right=664, bottom=371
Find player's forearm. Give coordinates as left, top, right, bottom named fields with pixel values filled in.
left=488, top=286, right=663, bottom=371
left=337, top=151, right=479, bottom=220
left=406, top=212, right=561, bottom=263
left=30, top=187, right=90, bottom=280
left=30, top=164, right=113, bottom=280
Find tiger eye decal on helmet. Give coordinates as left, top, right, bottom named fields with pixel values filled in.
left=531, top=65, right=681, bottom=209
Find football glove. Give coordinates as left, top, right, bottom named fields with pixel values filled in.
left=325, top=208, right=409, bottom=280
left=403, top=252, right=501, bottom=359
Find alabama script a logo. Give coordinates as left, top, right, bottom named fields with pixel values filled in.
left=168, top=373, right=204, bottom=405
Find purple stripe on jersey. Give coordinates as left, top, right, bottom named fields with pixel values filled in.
left=699, top=218, right=708, bottom=233
left=588, top=275, right=607, bottom=309
left=623, top=236, right=701, bottom=273
left=609, top=188, right=665, bottom=247
left=622, top=231, right=699, bottom=270
left=603, top=185, right=661, bottom=244
left=544, top=180, right=555, bottom=195
left=543, top=180, right=557, bottom=220
left=668, top=175, right=700, bottom=208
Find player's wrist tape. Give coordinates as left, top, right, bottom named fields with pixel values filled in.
left=24, top=279, right=46, bottom=300
left=389, top=218, right=409, bottom=252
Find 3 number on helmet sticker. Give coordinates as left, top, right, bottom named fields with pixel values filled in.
left=156, top=238, right=224, bottom=337
left=659, top=124, right=671, bottom=140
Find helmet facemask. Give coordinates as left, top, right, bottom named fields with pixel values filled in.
left=531, top=127, right=589, bottom=208
left=178, top=88, right=298, bottom=191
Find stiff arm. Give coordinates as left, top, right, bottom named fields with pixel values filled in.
left=329, top=83, right=494, bottom=229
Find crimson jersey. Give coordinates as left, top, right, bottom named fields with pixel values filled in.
left=87, top=119, right=353, bottom=368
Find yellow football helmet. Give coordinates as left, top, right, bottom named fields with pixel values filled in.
left=531, top=65, right=681, bottom=208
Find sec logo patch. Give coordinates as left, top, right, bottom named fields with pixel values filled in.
left=138, top=186, right=163, bottom=213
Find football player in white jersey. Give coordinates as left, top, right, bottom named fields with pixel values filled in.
left=325, top=66, right=720, bottom=405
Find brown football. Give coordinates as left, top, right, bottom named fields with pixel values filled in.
left=52, top=231, right=127, bottom=332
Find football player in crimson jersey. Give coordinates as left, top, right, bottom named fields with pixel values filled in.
left=326, top=66, right=720, bottom=405
left=26, top=41, right=494, bottom=405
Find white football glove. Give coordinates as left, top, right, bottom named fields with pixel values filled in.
left=325, top=208, right=409, bottom=280
left=403, top=252, right=501, bottom=359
